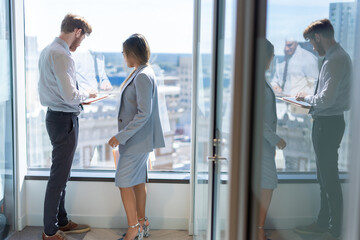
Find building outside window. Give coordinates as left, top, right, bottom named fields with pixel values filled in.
left=24, top=0, right=194, bottom=172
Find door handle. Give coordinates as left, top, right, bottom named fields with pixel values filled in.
left=207, top=156, right=227, bottom=162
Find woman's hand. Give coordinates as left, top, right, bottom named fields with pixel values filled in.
left=108, top=136, right=120, bottom=148
left=273, top=85, right=282, bottom=94
left=277, top=138, right=287, bottom=150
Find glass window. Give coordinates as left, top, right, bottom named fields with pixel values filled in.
left=24, top=0, right=193, bottom=172
left=0, top=0, right=15, bottom=236
left=266, top=0, right=355, bottom=173
left=250, top=1, right=357, bottom=240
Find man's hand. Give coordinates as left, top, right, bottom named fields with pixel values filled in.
left=277, top=138, right=287, bottom=150
left=81, top=90, right=97, bottom=105
left=273, top=85, right=282, bottom=94
left=108, top=136, right=120, bottom=148
left=295, top=92, right=307, bottom=101
left=100, top=81, right=113, bottom=91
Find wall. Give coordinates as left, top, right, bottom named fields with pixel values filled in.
left=25, top=180, right=191, bottom=230
left=22, top=180, right=348, bottom=231
left=267, top=183, right=348, bottom=229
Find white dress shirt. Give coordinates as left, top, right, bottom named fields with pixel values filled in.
left=304, top=43, right=352, bottom=116
left=38, top=37, right=89, bottom=112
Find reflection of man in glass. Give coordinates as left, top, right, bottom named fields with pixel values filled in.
left=271, top=38, right=318, bottom=96
left=295, top=19, right=352, bottom=240
left=73, top=50, right=113, bottom=93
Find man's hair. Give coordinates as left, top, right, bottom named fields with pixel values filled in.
left=303, top=19, right=334, bottom=40
left=61, top=13, right=92, bottom=36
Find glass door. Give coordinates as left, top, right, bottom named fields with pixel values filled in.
left=193, top=0, right=235, bottom=239
left=0, top=0, right=15, bottom=238
left=193, top=0, right=214, bottom=238
left=212, top=0, right=235, bottom=239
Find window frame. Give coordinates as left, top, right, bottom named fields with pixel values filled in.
left=17, top=0, right=348, bottom=182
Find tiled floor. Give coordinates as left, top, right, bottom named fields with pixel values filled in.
left=8, top=227, right=193, bottom=240
left=268, top=229, right=334, bottom=240
left=8, top=227, right=327, bottom=240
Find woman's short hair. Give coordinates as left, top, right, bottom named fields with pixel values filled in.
left=303, top=19, right=334, bottom=40
left=123, top=34, right=151, bottom=65
left=61, top=13, right=92, bottom=36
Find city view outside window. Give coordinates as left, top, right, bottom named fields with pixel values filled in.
left=24, top=0, right=354, bottom=174
left=267, top=0, right=355, bottom=172
left=24, top=0, right=193, bottom=171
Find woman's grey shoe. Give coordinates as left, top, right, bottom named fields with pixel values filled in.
left=258, top=226, right=271, bottom=240
left=139, top=217, right=150, bottom=237
left=118, top=222, right=143, bottom=240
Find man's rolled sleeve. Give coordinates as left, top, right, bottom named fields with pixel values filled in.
left=52, top=52, right=89, bottom=104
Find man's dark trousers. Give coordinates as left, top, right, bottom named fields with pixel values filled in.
left=43, top=109, right=79, bottom=236
left=312, top=114, right=345, bottom=237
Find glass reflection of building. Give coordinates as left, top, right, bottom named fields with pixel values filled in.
left=330, top=2, right=356, bottom=59
left=329, top=1, right=356, bottom=172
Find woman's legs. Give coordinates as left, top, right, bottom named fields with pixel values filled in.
left=134, top=183, right=150, bottom=227
left=119, top=187, right=142, bottom=239
left=259, top=188, right=274, bottom=240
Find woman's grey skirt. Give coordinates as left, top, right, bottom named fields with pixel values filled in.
left=115, top=152, right=149, bottom=188
left=261, top=155, right=278, bottom=189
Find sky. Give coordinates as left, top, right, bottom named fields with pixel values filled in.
left=24, top=0, right=356, bottom=54
left=24, top=0, right=194, bottom=53
left=267, top=0, right=356, bottom=54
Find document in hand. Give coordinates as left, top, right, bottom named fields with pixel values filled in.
left=279, top=97, right=312, bottom=109
left=82, top=94, right=115, bottom=105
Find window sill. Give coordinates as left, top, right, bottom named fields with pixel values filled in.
left=197, top=172, right=348, bottom=184
left=25, top=170, right=348, bottom=184
left=277, top=172, right=348, bottom=183
left=26, top=169, right=190, bottom=184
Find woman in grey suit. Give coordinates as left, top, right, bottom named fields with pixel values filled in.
left=258, top=39, right=287, bottom=240
left=108, top=34, right=165, bottom=240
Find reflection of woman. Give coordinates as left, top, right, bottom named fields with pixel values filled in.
left=259, top=39, right=287, bottom=240
left=108, top=34, right=165, bottom=240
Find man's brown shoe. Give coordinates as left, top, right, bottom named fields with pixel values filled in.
left=294, top=222, right=327, bottom=235
left=42, top=230, right=68, bottom=240
left=59, top=220, right=91, bottom=234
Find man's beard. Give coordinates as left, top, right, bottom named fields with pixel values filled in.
left=70, top=37, right=82, bottom=52
left=314, top=41, right=326, bottom=56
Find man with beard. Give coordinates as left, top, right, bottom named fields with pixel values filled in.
left=38, top=13, right=96, bottom=240
left=295, top=19, right=352, bottom=240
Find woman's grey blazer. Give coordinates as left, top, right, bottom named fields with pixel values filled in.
left=263, top=80, right=281, bottom=157
left=115, top=65, right=165, bottom=154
